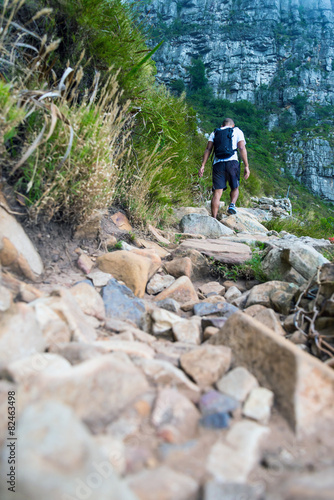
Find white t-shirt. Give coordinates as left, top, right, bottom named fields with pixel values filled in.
left=208, top=126, right=245, bottom=164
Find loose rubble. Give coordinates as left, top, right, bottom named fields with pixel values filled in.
left=0, top=200, right=334, bottom=500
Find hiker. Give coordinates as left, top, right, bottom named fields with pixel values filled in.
left=198, top=118, right=250, bottom=217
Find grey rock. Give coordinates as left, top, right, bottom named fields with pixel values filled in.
left=146, top=274, right=175, bottom=295
left=201, top=317, right=228, bottom=330
left=199, top=390, right=240, bottom=416
left=180, top=345, right=231, bottom=387
left=4, top=353, right=72, bottom=383
left=210, top=311, right=334, bottom=436
left=198, top=281, right=225, bottom=297
left=277, top=467, right=334, bottom=500
left=102, top=278, right=146, bottom=328
left=151, top=307, right=183, bottom=336
left=204, top=481, right=265, bottom=500
left=263, top=239, right=329, bottom=283
left=224, top=286, right=242, bottom=303
left=172, top=316, right=202, bottom=345
left=153, top=340, right=197, bottom=366
left=173, top=206, right=209, bottom=222
left=180, top=214, right=234, bottom=238
left=206, top=421, right=269, bottom=482
left=0, top=286, right=11, bottom=312
left=194, top=301, right=239, bottom=318
left=133, top=357, right=200, bottom=402
left=87, top=270, right=112, bottom=287
left=243, top=387, right=274, bottom=424
left=49, top=341, right=107, bottom=365
left=178, top=238, right=252, bottom=265
left=206, top=420, right=269, bottom=483
left=152, top=387, right=200, bottom=443
left=199, top=412, right=230, bottom=429
left=156, top=298, right=181, bottom=313
left=216, top=366, right=259, bottom=402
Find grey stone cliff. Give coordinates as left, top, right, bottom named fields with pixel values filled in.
left=142, top=0, right=334, bottom=106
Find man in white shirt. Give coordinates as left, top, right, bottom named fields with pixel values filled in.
left=198, top=117, right=250, bottom=217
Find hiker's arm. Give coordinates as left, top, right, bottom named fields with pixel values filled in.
left=198, top=141, right=213, bottom=178
left=238, top=141, right=250, bottom=180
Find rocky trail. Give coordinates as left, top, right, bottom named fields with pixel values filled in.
left=1, top=196, right=334, bottom=500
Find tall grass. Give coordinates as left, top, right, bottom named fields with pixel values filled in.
left=0, top=0, right=135, bottom=224
left=0, top=0, right=205, bottom=226
left=263, top=216, right=334, bottom=240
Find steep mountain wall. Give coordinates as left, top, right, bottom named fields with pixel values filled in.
left=143, top=0, right=334, bottom=106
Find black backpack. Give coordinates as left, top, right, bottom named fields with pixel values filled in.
left=213, top=127, right=237, bottom=160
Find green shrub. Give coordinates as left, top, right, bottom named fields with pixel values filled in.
left=170, top=79, right=186, bottom=96
left=291, top=93, right=309, bottom=116
left=210, top=248, right=266, bottom=282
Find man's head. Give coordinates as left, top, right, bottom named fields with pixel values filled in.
left=222, top=118, right=235, bottom=127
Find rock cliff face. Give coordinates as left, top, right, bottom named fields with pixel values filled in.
left=143, top=0, right=334, bottom=106
left=137, top=0, right=334, bottom=202
left=286, top=132, right=334, bottom=200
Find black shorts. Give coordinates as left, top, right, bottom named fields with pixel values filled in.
left=212, top=160, right=240, bottom=191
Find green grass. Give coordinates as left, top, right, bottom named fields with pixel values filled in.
left=210, top=247, right=267, bottom=282
left=263, top=216, right=334, bottom=240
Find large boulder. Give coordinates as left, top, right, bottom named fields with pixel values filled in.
left=173, top=206, right=209, bottom=222
left=163, top=257, right=193, bottom=279
left=97, top=250, right=160, bottom=298
left=209, top=312, right=334, bottom=437
left=172, top=248, right=211, bottom=279
left=220, top=212, right=268, bottom=234
left=0, top=206, right=43, bottom=281
left=102, top=279, right=146, bottom=329
left=245, top=281, right=299, bottom=314
left=180, top=214, right=234, bottom=238
left=262, top=239, right=329, bottom=284
left=178, top=239, right=252, bottom=265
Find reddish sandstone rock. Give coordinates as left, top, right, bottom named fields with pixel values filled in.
left=163, top=257, right=193, bottom=279
left=97, top=250, right=160, bottom=298
left=154, top=276, right=198, bottom=304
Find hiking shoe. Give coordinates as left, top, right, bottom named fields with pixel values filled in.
left=227, top=203, right=237, bottom=215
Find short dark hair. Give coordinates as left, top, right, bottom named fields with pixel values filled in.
left=222, top=118, right=235, bottom=127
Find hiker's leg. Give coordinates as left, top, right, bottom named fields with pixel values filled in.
left=230, top=187, right=239, bottom=205
left=211, top=189, right=223, bottom=218
left=226, top=161, right=240, bottom=206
